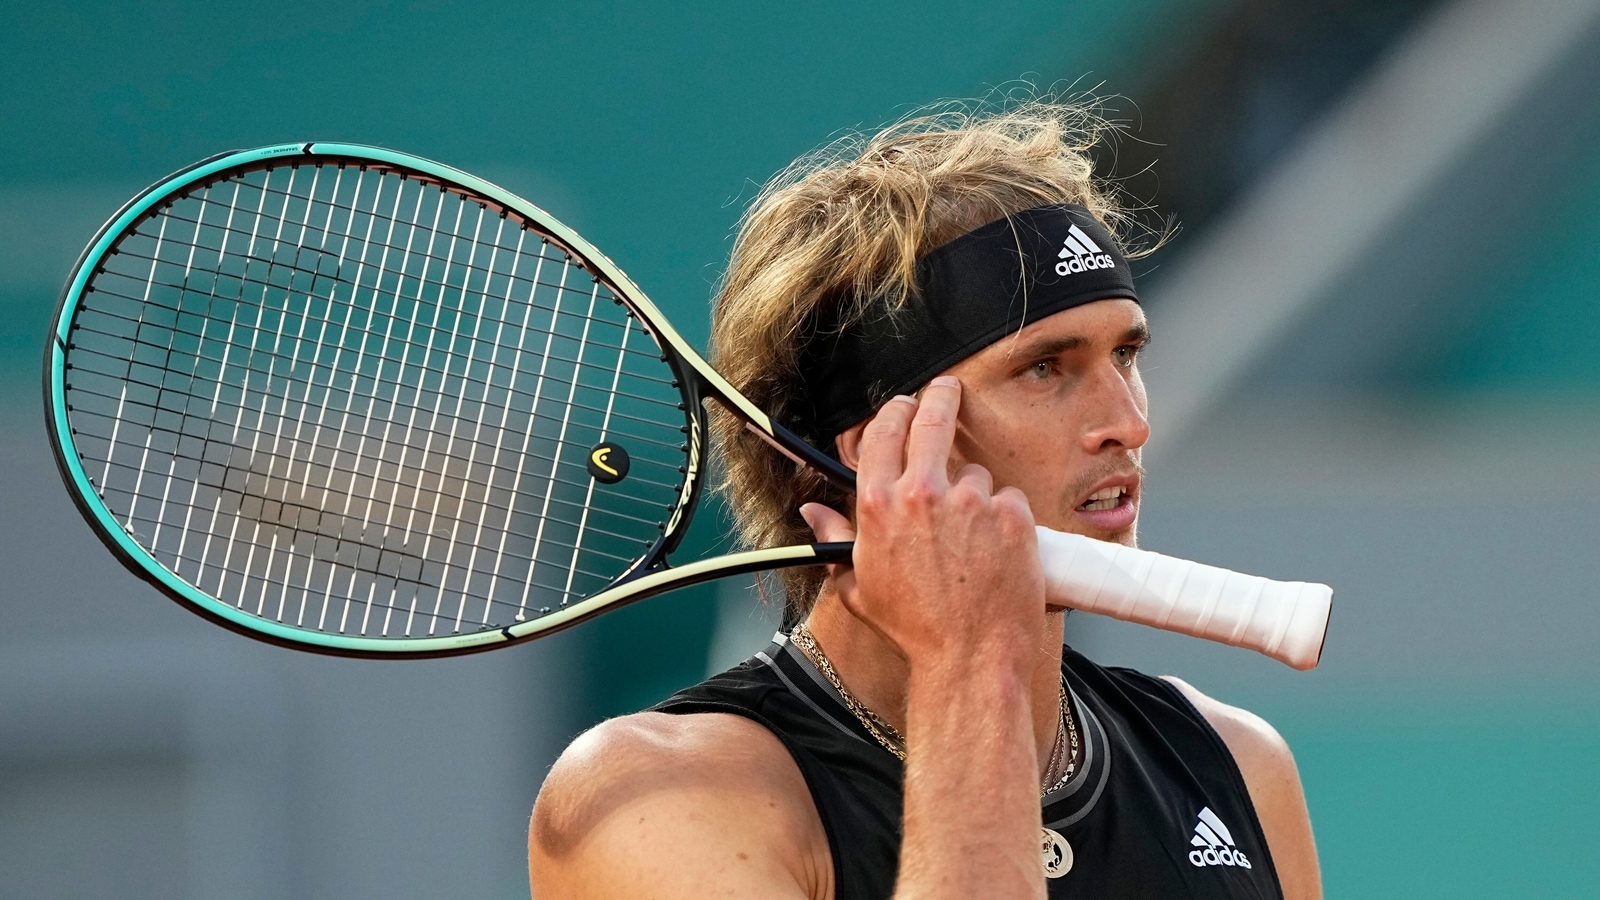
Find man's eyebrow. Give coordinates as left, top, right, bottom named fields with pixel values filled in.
left=1005, top=334, right=1088, bottom=360
left=1004, top=322, right=1151, bottom=360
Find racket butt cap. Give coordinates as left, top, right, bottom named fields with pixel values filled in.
left=1276, top=584, right=1332, bottom=671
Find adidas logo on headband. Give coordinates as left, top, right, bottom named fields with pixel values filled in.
left=1056, top=223, right=1118, bottom=276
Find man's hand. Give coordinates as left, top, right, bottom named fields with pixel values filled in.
left=800, top=376, right=1046, bottom=675
left=802, top=375, right=1051, bottom=899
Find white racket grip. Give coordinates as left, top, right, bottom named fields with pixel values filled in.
left=1035, top=527, right=1332, bottom=670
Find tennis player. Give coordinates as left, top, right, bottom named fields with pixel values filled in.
left=529, top=102, right=1321, bottom=899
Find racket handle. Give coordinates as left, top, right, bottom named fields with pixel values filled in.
left=1035, top=527, right=1331, bottom=670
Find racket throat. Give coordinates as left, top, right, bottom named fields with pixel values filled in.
left=746, top=421, right=857, bottom=492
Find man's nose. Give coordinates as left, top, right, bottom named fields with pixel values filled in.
left=1080, top=367, right=1150, bottom=454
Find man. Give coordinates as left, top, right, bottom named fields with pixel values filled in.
left=529, top=102, right=1321, bottom=898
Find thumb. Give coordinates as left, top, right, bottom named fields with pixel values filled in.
left=799, top=502, right=856, bottom=544
left=799, top=502, right=857, bottom=601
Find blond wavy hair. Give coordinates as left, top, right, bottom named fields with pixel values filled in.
left=710, top=98, right=1144, bottom=622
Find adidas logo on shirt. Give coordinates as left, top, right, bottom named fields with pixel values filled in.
left=1055, top=223, right=1117, bottom=275
left=1187, top=807, right=1253, bottom=869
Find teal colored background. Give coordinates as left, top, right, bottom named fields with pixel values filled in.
left=1430, top=133, right=1600, bottom=389
left=3, top=2, right=1598, bottom=897
left=1289, top=688, right=1600, bottom=896
left=0, top=0, right=1222, bottom=721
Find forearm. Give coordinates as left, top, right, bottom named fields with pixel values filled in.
left=894, top=658, right=1044, bottom=900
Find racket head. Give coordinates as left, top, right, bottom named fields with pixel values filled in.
left=45, top=142, right=713, bottom=656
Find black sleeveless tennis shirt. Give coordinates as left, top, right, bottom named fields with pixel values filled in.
left=654, top=636, right=1282, bottom=899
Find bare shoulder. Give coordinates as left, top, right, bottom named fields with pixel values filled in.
left=1160, top=676, right=1293, bottom=775
left=529, top=711, right=830, bottom=900
left=1161, top=676, right=1323, bottom=900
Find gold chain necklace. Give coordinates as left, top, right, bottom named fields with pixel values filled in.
left=790, top=622, right=1078, bottom=795
left=1042, top=682, right=1081, bottom=794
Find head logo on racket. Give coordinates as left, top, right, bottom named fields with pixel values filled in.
left=587, top=442, right=631, bottom=484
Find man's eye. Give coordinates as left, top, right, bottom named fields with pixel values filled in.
left=1112, top=345, right=1140, bottom=368
left=1025, top=360, right=1053, bottom=379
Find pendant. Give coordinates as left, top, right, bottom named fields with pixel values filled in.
left=1041, top=827, right=1073, bottom=878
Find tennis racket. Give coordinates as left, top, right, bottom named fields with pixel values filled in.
left=44, top=142, right=1331, bottom=668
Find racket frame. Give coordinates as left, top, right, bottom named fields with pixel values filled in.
left=45, top=142, right=850, bottom=657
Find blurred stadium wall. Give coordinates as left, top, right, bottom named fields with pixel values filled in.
left=2, top=1, right=1597, bottom=897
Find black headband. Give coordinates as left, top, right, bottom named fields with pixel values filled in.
left=794, top=203, right=1138, bottom=441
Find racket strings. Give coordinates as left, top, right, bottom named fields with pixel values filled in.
left=96, top=180, right=690, bottom=432
left=81, top=427, right=682, bottom=542
left=63, top=161, right=694, bottom=638
left=64, top=342, right=693, bottom=465
left=141, top=170, right=672, bottom=338
left=67, top=399, right=688, bottom=507
left=89, top=229, right=682, bottom=395
left=72, top=283, right=681, bottom=403
left=97, top=236, right=677, bottom=369
left=145, top=514, right=638, bottom=637
left=176, top=544, right=629, bottom=635
left=177, top=170, right=617, bottom=290
left=85, top=423, right=680, bottom=539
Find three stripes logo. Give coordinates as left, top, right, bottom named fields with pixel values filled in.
left=1187, top=807, right=1253, bottom=869
left=1055, top=223, right=1117, bottom=276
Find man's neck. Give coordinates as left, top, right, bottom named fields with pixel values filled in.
left=802, top=588, right=1068, bottom=779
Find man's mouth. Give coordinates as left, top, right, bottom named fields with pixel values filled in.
left=1076, top=485, right=1129, bottom=512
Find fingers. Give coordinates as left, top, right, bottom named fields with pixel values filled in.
left=800, top=502, right=858, bottom=600
left=799, top=502, right=857, bottom=544
left=992, top=485, right=1037, bottom=531
left=951, top=463, right=993, bottom=497
left=856, top=395, right=919, bottom=489
left=856, top=375, right=964, bottom=496
left=903, top=376, right=961, bottom=484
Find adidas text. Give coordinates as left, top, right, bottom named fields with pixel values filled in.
left=1055, top=253, right=1116, bottom=276
left=1189, top=846, right=1251, bottom=869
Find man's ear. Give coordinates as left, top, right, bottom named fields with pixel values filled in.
left=833, top=421, right=871, bottom=472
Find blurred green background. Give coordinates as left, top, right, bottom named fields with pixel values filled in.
left=3, top=1, right=1599, bottom=897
